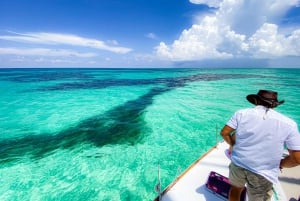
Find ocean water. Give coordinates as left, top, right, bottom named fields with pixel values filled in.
left=0, top=68, right=299, bottom=201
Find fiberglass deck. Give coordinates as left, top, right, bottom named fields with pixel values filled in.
left=155, top=141, right=287, bottom=201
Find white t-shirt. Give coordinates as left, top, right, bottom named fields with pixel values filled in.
left=227, top=105, right=300, bottom=183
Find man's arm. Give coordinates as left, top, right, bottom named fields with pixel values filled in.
left=220, top=125, right=236, bottom=147
left=280, top=149, right=300, bottom=168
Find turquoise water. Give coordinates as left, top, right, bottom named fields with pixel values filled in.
left=0, top=68, right=299, bottom=201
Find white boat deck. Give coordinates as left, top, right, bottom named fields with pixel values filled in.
left=279, top=165, right=300, bottom=200
left=155, top=141, right=287, bottom=201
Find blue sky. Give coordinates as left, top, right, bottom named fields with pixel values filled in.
left=0, top=0, right=300, bottom=68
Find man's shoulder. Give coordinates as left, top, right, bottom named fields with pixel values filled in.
left=271, top=110, right=297, bottom=127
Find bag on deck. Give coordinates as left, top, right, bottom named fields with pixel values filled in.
left=205, top=171, right=246, bottom=201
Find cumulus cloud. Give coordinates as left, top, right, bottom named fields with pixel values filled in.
left=249, top=23, right=300, bottom=57
left=0, top=32, right=132, bottom=54
left=156, top=0, right=300, bottom=62
left=156, top=17, right=235, bottom=60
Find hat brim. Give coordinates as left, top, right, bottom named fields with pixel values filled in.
left=246, top=94, right=284, bottom=107
left=246, top=94, right=260, bottom=105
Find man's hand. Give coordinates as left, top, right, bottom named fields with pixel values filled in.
left=280, top=150, right=300, bottom=169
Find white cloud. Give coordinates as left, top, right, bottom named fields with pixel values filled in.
left=156, top=16, right=242, bottom=61
left=216, top=0, right=298, bottom=35
left=249, top=23, right=300, bottom=57
left=0, top=32, right=132, bottom=54
left=146, top=32, right=158, bottom=40
left=0, top=47, right=96, bottom=57
left=156, top=0, right=300, bottom=61
left=189, top=0, right=222, bottom=8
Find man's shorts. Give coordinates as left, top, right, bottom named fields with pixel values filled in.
left=229, top=162, right=273, bottom=201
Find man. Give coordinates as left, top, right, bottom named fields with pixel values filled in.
left=221, top=90, right=300, bottom=201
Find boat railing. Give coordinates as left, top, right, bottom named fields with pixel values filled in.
left=154, top=164, right=162, bottom=201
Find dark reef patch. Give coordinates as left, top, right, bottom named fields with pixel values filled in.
left=0, top=70, right=269, bottom=165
